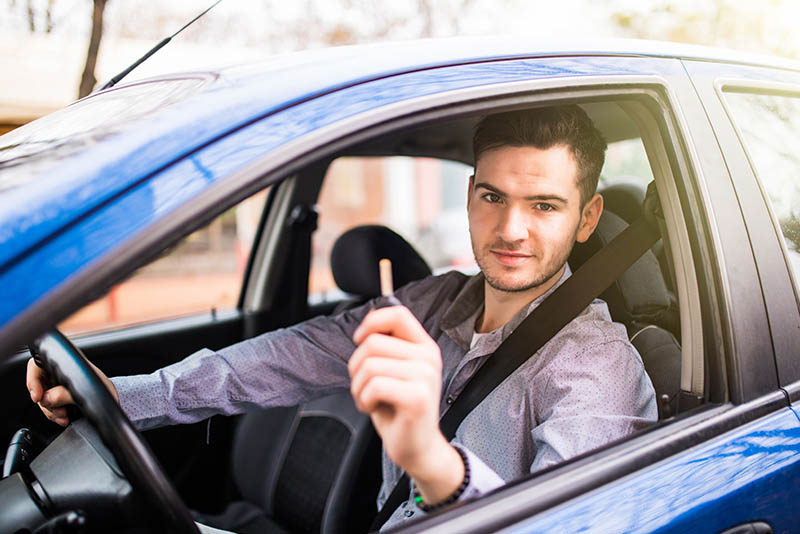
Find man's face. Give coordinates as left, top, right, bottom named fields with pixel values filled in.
left=468, top=144, right=601, bottom=293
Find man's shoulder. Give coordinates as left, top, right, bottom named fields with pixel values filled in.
left=550, top=298, right=636, bottom=356
left=394, top=269, right=476, bottom=317
left=396, top=269, right=473, bottom=298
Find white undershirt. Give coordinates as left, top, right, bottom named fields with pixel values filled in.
left=470, top=330, right=491, bottom=350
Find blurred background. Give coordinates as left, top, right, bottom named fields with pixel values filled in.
left=3, top=0, right=799, bottom=132
left=2, top=0, right=797, bottom=333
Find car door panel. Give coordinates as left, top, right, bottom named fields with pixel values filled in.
left=501, top=406, right=800, bottom=534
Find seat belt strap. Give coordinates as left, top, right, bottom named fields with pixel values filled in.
left=371, top=187, right=661, bottom=532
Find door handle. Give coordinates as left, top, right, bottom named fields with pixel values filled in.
left=718, top=522, right=772, bottom=534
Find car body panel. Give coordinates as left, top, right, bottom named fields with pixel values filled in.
left=504, top=406, right=800, bottom=534
left=0, top=54, right=690, bottom=352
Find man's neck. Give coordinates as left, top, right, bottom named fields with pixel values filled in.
left=476, top=264, right=566, bottom=333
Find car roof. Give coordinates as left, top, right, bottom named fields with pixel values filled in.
left=0, top=37, right=797, bottom=344
left=2, top=37, right=797, bottom=246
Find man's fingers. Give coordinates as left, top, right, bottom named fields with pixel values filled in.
left=353, top=306, right=432, bottom=346
left=26, top=357, right=46, bottom=402
left=350, top=356, right=431, bottom=406
left=40, top=385, right=73, bottom=409
left=357, top=375, right=429, bottom=415
left=38, top=404, right=70, bottom=427
left=348, top=333, right=438, bottom=376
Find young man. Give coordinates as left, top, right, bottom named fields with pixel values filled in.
left=29, top=105, right=657, bottom=530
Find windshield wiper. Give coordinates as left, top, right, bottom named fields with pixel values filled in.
left=98, top=0, right=223, bottom=92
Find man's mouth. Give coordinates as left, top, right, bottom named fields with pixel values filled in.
left=489, top=249, right=533, bottom=267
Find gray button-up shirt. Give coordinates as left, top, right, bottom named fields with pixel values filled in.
left=112, top=267, right=657, bottom=530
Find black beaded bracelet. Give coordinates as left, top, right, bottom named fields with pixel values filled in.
left=413, top=446, right=471, bottom=512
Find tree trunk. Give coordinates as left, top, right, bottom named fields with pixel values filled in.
left=26, top=0, right=36, bottom=32
left=46, top=0, right=55, bottom=33
left=78, top=0, right=108, bottom=99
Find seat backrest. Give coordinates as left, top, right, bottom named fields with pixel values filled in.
left=569, top=209, right=681, bottom=418
left=231, top=225, right=431, bottom=534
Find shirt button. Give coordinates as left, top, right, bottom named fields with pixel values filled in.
left=446, top=396, right=454, bottom=405
left=404, top=510, right=414, bottom=518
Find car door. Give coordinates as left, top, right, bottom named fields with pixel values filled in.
left=388, top=59, right=800, bottom=533
left=216, top=53, right=792, bottom=533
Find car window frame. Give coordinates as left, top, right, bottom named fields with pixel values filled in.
left=236, top=81, right=706, bottom=395
left=679, top=60, right=787, bottom=405
left=711, top=75, right=800, bottom=395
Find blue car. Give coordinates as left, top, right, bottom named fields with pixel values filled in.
left=1, top=38, right=800, bottom=534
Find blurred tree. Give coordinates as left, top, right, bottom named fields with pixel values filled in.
left=608, top=0, right=798, bottom=58
left=9, top=0, right=108, bottom=98
left=78, top=0, right=108, bottom=98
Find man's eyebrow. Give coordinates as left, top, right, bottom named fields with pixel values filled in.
left=474, top=182, right=569, bottom=204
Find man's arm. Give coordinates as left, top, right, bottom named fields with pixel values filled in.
left=27, top=300, right=374, bottom=430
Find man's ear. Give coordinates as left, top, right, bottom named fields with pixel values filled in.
left=467, top=175, right=475, bottom=210
left=576, top=193, right=603, bottom=243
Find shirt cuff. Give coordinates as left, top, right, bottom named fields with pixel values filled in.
left=411, top=443, right=505, bottom=515
left=452, top=443, right=505, bottom=502
left=111, top=373, right=172, bottom=431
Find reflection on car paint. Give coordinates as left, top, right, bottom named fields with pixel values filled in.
left=509, top=408, right=800, bottom=533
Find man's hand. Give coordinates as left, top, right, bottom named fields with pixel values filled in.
left=349, top=306, right=465, bottom=505
left=26, top=357, right=119, bottom=427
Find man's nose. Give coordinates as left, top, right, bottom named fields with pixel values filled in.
left=497, top=206, right=528, bottom=242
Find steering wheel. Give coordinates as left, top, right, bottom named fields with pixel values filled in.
left=30, top=329, right=199, bottom=533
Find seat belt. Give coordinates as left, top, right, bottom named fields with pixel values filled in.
left=371, top=184, right=662, bottom=532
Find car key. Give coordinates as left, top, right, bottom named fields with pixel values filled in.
left=378, top=258, right=402, bottom=308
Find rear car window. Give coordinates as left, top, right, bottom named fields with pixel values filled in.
left=722, top=91, right=800, bottom=290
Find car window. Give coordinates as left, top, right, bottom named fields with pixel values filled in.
left=309, top=156, right=476, bottom=303
left=310, top=138, right=653, bottom=303
left=722, top=91, right=800, bottom=290
left=59, top=189, right=268, bottom=335
left=599, top=137, right=654, bottom=190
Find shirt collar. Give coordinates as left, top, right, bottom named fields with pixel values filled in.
left=441, top=264, right=573, bottom=351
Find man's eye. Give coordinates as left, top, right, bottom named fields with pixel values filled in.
left=536, top=202, right=555, bottom=212
left=483, top=193, right=502, bottom=203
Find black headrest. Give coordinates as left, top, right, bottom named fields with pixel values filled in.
left=331, top=225, right=432, bottom=297
left=600, top=182, right=646, bottom=224
left=569, top=210, right=671, bottom=328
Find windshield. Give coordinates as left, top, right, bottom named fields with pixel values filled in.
left=0, top=76, right=213, bottom=192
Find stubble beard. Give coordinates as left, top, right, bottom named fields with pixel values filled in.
left=472, top=231, right=577, bottom=294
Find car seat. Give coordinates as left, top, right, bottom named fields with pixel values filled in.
left=568, top=206, right=682, bottom=419
left=601, top=182, right=679, bottom=309
left=194, top=226, right=431, bottom=534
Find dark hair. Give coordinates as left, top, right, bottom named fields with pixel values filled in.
left=472, top=105, right=607, bottom=207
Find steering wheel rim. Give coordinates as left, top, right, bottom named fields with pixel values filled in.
left=30, top=329, right=199, bottom=534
